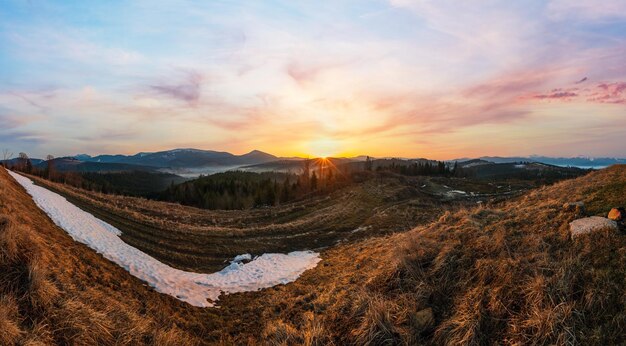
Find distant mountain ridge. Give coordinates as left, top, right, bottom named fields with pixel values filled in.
left=5, top=149, right=624, bottom=173
left=37, top=157, right=160, bottom=173
left=76, top=148, right=279, bottom=168
left=452, top=156, right=626, bottom=168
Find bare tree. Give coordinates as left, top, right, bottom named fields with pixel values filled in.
left=18, top=152, right=32, bottom=173
left=43, top=154, right=54, bottom=180
left=2, top=149, right=13, bottom=161
left=45, top=155, right=55, bottom=178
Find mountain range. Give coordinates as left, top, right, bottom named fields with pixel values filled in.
left=75, top=149, right=279, bottom=168
left=4, top=149, right=624, bottom=177
left=452, top=155, right=626, bottom=168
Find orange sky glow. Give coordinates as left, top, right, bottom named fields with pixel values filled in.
left=1, top=1, right=625, bottom=159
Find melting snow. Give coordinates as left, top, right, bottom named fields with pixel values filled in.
left=449, top=190, right=467, bottom=194
left=8, top=171, right=321, bottom=307
left=351, top=225, right=372, bottom=233
left=231, top=253, right=253, bottom=263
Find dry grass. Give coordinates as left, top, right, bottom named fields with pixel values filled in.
left=262, top=312, right=332, bottom=346
left=253, top=166, right=625, bottom=345
left=304, top=165, right=625, bottom=345
left=2, top=165, right=623, bottom=345
left=0, top=167, right=212, bottom=345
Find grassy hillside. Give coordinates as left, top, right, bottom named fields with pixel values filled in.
left=0, top=167, right=216, bottom=345
left=255, top=165, right=626, bottom=345
left=1, top=166, right=624, bottom=344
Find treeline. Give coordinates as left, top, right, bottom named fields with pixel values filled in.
left=372, top=159, right=465, bottom=177
left=158, top=169, right=340, bottom=209
left=80, top=171, right=184, bottom=197
left=5, top=153, right=469, bottom=211
left=3, top=154, right=183, bottom=197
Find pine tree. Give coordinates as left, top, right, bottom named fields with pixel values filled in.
left=310, top=171, right=318, bottom=191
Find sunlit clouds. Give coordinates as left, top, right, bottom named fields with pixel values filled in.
left=0, top=0, right=625, bottom=158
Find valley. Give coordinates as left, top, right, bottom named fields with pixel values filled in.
left=24, top=169, right=505, bottom=273
left=2, top=163, right=624, bottom=344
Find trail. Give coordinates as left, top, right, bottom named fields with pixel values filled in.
left=8, top=170, right=321, bottom=307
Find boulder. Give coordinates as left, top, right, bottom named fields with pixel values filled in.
left=608, top=207, right=625, bottom=221
left=569, top=216, right=619, bottom=239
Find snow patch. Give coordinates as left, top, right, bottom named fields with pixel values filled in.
left=351, top=225, right=372, bottom=233
left=8, top=171, right=321, bottom=308
left=462, top=161, right=488, bottom=168
left=449, top=190, right=467, bottom=194
left=231, top=253, right=252, bottom=263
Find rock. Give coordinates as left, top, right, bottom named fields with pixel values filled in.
left=412, top=307, right=434, bottom=330
left=608, top=207, right=625, bottom=221
left=569, top=216, right=619, bottom=239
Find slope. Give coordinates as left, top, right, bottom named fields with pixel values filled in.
left=1, top=165, right=624, bottom=345
left=255, top=165, right=626, bottom=344
left=0, top=167, right=219, bottom=344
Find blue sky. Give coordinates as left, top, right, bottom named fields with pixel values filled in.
left=1, top=0, right=625, bottom=159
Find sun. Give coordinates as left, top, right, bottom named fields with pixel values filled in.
left=306, top=138, right=339, bottom=158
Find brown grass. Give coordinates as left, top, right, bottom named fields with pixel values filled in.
left=314, top=165, right=625, bottom=345
left=254, top=166, right=625, bottom=345
left=2, top=165, right=623, bottom=345
left=0, top=167, right=211, bottom=345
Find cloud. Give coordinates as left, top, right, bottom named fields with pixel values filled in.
left=526, top=82, right=626, bottom=104
left=0, top=130, right=45, bottom=146
left=6, top=26, right=144, bottom=66
left=0, top=114, right=29, bottom=130
left=286, top=59, right=357, bottom=86
left=150, top=71, right=203, bottom=106
left=587, top=82, right=626, bottom=104
left=547, top=0, right=626, bottom=21
left=533, top=91, right=578, bottom=100
left=73, top=128, right=140, bottom=142
left=575, top=77, right=588, bottom=84
left=2, top=0, right=626, bottom=158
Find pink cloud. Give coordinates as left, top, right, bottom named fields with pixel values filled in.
left=587, top=82, right=626, bottom=104
left=528, top=82, right=626, bottom=104
left=150, top=71, right=203, bottom=106
left=533, top=90, right=578, bottom=100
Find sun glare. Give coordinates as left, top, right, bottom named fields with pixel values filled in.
left=306, top=138, right=339, bottom=158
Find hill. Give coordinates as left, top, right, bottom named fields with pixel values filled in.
left=239, top=157, right=357, bottom=173
left=79, top=149, right=278, bottom=168
left=0, top=167, right=211, bottom=345
left=0, top=165, right=624, bottom=344
left=454, top=156, right=626, bottom=168
left=458, top=160, right=589, bottom=181
left=36, top=157, right=159, bottom=173
left=254, top=165, right=626, bottom=344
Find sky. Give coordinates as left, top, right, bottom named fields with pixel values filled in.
left=1, top=0, right=625, bottom=159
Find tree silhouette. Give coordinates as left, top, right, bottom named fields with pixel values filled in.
left=45, top=155, right=55, bottom=178
left=365, top=156, right=373, bottom=171
left=2, top=149, right=13, bottom=166
left=310, top=171, right=318, bottom=191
